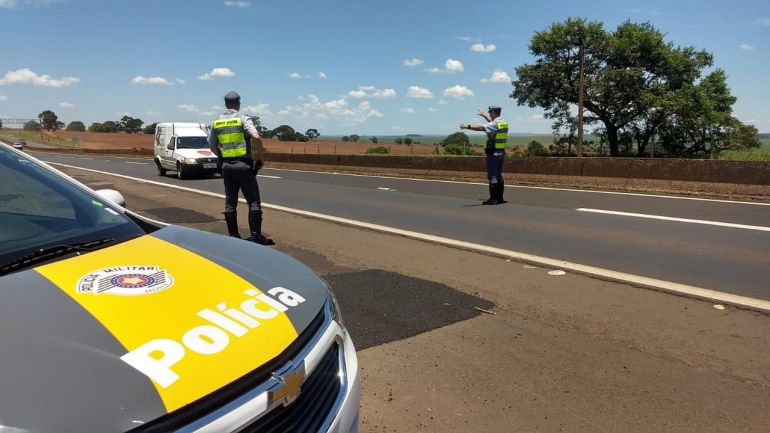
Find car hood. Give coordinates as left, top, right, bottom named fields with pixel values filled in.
left=175, top=148, right=216, bottom=160
left=0, top=225, right=328, bottom=433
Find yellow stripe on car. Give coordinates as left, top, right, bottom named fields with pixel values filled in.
left=35, top=236, right=302, bottom=412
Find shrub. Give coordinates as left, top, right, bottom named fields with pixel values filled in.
left=524, top=140, right=549, bottom=157
left=717, top=148, right=770, bottom=162
left=365, top=146, right=390, bottom=154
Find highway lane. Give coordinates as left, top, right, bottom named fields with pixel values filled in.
left=35, top=152, right=770, bottom=302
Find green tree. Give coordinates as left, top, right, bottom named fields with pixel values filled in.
left=440, top=132, right=470, bottom=148
left=271, top=125, right=296, bottom=141
left=293, top=131, right=309, bottom=142
left=66, top=121, right=86, bottom=132
left=511, top=18, right=714, bottom=156
left=143, top=123, right=158, bottom=134
left=404, top=137, right=413, bottom=145
left=101, top=121, right=119, bottom=133
left=305, top=128, right=320, bottom=140
left=119, top=116, right=144, bottom=134
left=342, top=136, right=350, bottom=142
left=38, top=110, right=60, bottom=131
left=370, top=136, right=378, bottom=143
left=250, top=116, right=262, bottom=130
left=349, top=134, right=360, bottom=143
left=395, top=137, right=403, bottom=144
left=524, top=140, right=549, bottom=156
left=23, top=120, right=41, bottom=131
left=0, top=118, right=3, bottom=129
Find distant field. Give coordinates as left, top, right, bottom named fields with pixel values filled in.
left=319, top=134, right=558, bottom=147
left=761, top=138, right=770, bottom=150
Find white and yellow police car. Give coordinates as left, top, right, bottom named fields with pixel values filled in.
left=0, top=143, right=360, bottom=433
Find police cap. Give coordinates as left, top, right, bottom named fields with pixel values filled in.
left=224, top=91, right=241, bottom=106
left=488, top=105, right=502, bottom=114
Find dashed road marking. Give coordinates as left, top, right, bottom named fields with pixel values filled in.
left=577, top=208, right=770, bottom=232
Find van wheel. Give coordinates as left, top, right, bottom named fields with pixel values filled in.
left=177, top=163, right=185, bottom=179
left=156, top=159, right=166, bottom=176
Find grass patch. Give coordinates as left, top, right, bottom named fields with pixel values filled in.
left=0, top=129, right=76, bottom=148
left=718, top=148, right=770, bottom=161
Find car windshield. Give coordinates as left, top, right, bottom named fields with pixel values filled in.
left=0, top=147, right=145, bottom=272
left=177, top=137, right=210, bottom=149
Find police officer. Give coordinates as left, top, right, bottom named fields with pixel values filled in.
left=208, top=91, right=274, bottom=245
left=460, top=105, right=509, bottom=205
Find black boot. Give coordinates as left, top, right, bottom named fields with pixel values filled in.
left=247, top=210, right=275, bottom=245
left=224, top=211, right=241, bottom=238
left=482, top=184, right=498, bottom=205
left=496, top=183, right=507, bottom=204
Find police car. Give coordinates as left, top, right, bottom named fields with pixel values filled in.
left=0, top=143, right=361, bottom=433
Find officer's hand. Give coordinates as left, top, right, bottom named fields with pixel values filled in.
left=476, top=108, right=486, bottom=118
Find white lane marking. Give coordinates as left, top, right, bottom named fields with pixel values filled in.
left=126, top=161, right=149, bottom=165
left=269, top=167, right=770, bottom=207
left=47, top=162, right=770, bottom=313
left=577, top=208, right=770, bottom=232
left=548, top=270, right=566, bottom=276
left=257, top=174, right=282, bottom=179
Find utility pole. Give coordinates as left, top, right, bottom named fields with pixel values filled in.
left=577, top=40, right=585, bottom=157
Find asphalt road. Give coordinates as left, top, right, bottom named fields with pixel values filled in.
left=62, top=168, right=770, bottom=433
left=33, top=151, right=770, bottom=303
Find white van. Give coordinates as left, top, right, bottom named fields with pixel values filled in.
left=153, top=122, right=220, bottom=179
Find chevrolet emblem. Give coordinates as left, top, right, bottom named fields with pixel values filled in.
left=268, top=362, right=306, bottom=407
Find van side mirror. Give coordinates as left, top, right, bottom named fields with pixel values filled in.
left=167, top=139, right=175, bottom=150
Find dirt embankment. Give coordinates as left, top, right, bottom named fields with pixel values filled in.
left=44, top=130, right=440, bottom=155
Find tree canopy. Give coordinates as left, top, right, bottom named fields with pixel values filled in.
left=511, top=18, right=755, bottom=157
left=66, top=121, right=86, bottom=132
left=38, top=110, right=62, bottom=131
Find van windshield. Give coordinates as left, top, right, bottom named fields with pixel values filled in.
left=177, top=137, right=210, bottom=149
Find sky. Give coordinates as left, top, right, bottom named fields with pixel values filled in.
left=0, top=0, right=768, bottom=136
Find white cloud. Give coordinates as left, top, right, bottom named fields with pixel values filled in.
left=0, top=0, right=63, bottom=8
left=347, top=90, right=367, bottom=99
left=288, top=72, right=302, bottom=79
left=757, top=18, right=770, bottom=27
left=445, top=59, right=464, bottom=73
left=178, top=104, right=201, bottom=113
left=270, top=94, right=383, bottom=127
left=401, top=108, right=415, bottom=114
left=425, top=59, right=464, bottom=74
left=0, top=95, right=7, bottom=101
left=0, top=68, right=79, bottom=87
left=359, top=85, right=375, bottom=91
left=428, top=107, right=439, bottom=112
left=319, top=72, right=327, bottom=79
left=372, top=88, right=397, bottom=99
left=406, top=86, right=434, bottom=99
left=132, top=76, right=172, bottom=86
left=198, top=67, right=235, bottom=81
left=454, top=36, right=473, bottom=42
left=58, top=101, right=75, bottom=108
left=223, top=1, right=250, bottom=7
left=740, top=43, right=755, bottom=51
left=212, top=105, right=224, bottom=111
left=471, top=43, right=496, bottom=53
left=176, top=78, right=186, bottom=85
left=403, top=58, right=424, bottom=67
left=146, top=111, right=160, bottom=116
left=444, top=85, right=474, bottom=100
left=438, top=99, right=447, bottom=105
left=481, top=69, right=512, bottom=84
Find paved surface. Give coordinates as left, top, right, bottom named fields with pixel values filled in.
left=61, top=167, right=770, bottom=433
left=35, top=152, right=770, bottom=303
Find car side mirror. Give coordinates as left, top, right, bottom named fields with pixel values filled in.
left=96, top=189, right=126, bottom=208
left=167, top=140, right=175, bottom=150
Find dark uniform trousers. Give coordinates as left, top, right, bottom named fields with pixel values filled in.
left=222, top=159, right=261, bottom=214
left=485, top=151, right=505, bottom=201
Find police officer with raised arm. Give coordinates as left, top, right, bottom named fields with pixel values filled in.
left=209, top=91, right=274, bottom=245
left=460, top=105, right=509, bottom=205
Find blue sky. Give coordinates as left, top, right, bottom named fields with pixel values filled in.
left=1, top=0, right=768, bottom=135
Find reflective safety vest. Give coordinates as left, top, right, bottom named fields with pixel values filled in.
left=487, top=120, right=509, bottom=151
left=213, top=114, right=247, bottom=159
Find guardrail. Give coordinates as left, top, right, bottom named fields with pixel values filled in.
left=15, top=145, right=770, bottom=185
